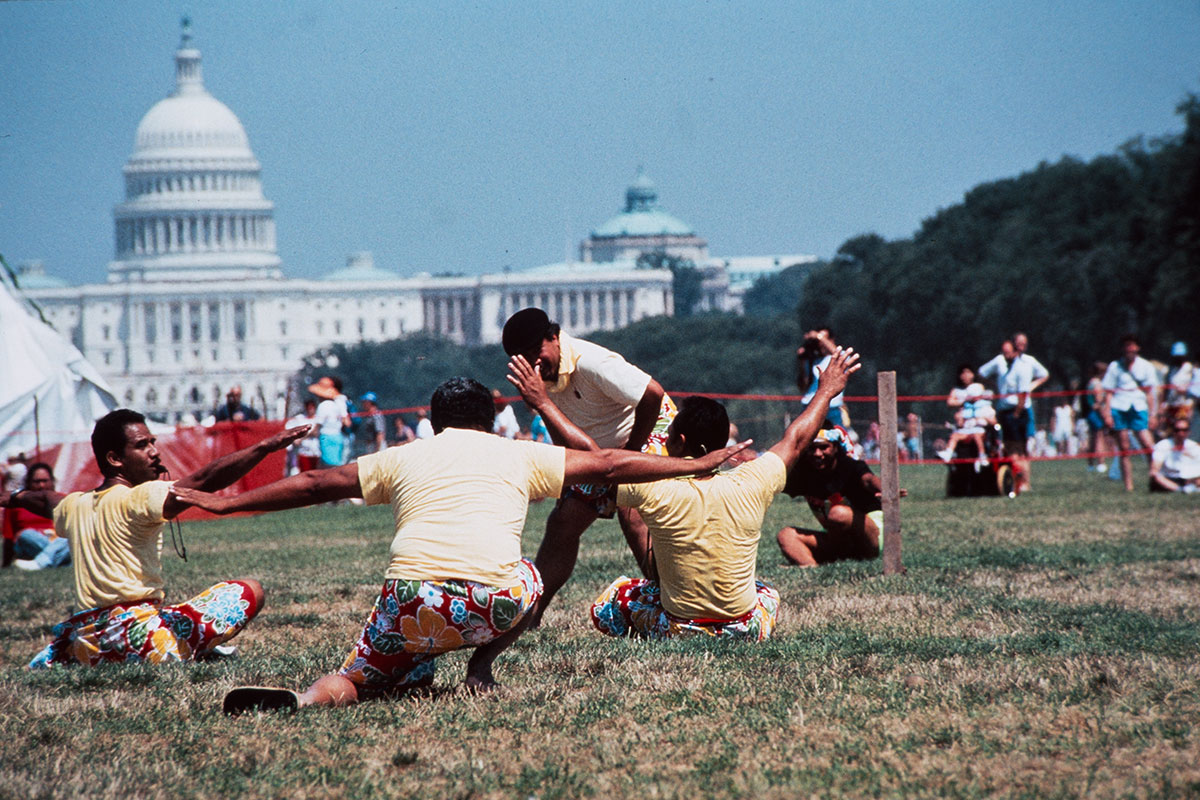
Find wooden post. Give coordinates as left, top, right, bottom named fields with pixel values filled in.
left=877, top=371, right=904, bottom=575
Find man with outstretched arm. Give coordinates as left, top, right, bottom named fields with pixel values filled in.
left=171, top=377, right=750, bottom=714
left=507, top=346, right=860, bottom=640
left=0, top=408, right=308, bottom=668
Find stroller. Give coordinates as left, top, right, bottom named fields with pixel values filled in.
left=944, top=422, right=1018, bottom=498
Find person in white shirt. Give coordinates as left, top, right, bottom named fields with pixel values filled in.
left=1150, top=418, right=1200, bottom=493
left=414, top=408, right=435, bottom=440
left=285, top=399, right=322, bottom=473
left=1101, top=334, right=1161, bottom=493
left=491, top=389, right=520, bottom=439
left=978, top=336, right=1049, bottom=492
left=309, top=376, right=351, bottom=468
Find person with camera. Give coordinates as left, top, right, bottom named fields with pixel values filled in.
left=796, top=327, right=847, bottom=428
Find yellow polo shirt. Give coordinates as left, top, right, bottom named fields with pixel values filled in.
left=54, top=481, right=174, bottom=609
left=357, top=428, right=565, bottom=587
left=617, top=452, right=785, bottom=620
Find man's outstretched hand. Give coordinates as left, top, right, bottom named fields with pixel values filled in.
left=506, top=355, right=550, bottom=410
left=262, top=425, right=313, bottom=452
left=815, top=347, right=862, bottom=397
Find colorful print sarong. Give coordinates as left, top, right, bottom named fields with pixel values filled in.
left=339, top=558, right=542, bottom=693
left=590, top=575, right=779, bottom=641
left=563, top=395, right=677, bottom=518
left=28, top=580, right=259, bottom=669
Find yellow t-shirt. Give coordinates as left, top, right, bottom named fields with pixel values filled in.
left=54, top=481, right=174, bottom=609
left=617, top=452, right=786, bottom=620
left=357, top=428, right=566, bottom=587
left=547, top=334, right=652, bottom=449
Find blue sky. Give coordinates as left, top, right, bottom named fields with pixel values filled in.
left=2, top=2, right=1198, bottom=286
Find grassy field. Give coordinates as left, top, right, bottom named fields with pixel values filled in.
left=1, top=459, right=1198, bottom=799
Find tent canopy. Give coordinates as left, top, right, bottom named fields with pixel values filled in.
left=0, top=277, right=116, bottom=457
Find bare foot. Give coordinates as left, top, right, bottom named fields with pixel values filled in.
left=463, top=674, right=500, bottom=694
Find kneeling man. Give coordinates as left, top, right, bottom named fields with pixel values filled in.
left=508, top=346, right=860, bottom=640
left=172, top=377, right=748, bottom=713
left=0, top=409, right=307, bottom=668
left=776, top=425, right=899, bottom=566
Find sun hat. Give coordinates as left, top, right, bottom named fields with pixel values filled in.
left=308, top=377, right=340, bottom=400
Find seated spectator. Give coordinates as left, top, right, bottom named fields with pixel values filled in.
left=4, top=463, right=70, bottom=571
left=777, top=424, right=904, bottom=566
left=213, top=385, right=261, bottom=423
left=1149, top=418, right=1200, bottom=493
left=937, top=365, right=996, bottom=465
left=393, top=416, right=417, bottom=445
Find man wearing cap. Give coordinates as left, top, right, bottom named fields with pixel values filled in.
left=1161, top=341, right=1195, bottom=437
left=310, top=376, right=351, bottom=468
left=776, top=423, right=892, bottom=566
left=501, top=307, right=675, bottom=623
left=0, top=408, right=308, bottom=667
left=355, top=392, right=387, bottom=457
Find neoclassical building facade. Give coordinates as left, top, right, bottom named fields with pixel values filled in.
left=19, top=23, right=810, bottom=422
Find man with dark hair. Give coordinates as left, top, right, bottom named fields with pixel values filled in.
left=171, top=376, right=749, bottom=713
left=776, top=422, right=894, bottom=567
left=213, top=385, right=261, bottom=422
left=507, top=346, right=860, bottom=640
left=501, top=307, right=676, bottom=624
left=1101, top=334, right=1161, bottom=492
left=0, top=409, right=308, bottom=668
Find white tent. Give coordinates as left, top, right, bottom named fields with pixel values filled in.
left=0, top=276, right=116, bottom=456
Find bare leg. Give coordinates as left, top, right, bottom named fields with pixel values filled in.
left=464, top=614, right=533, bottom=692
left=529, top=496, right=599, bottom=626
left=778, top=505, right=880, bottom=566
left=1117, top=430, right=1134, bottom=492
left=617, top=507, right=657, bottom=581
left=777, top=526, right=819, bottom=566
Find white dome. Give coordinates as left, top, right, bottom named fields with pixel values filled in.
left=133, top=91, right=253, bottom=161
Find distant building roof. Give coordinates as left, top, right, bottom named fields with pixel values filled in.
left=590, top=168, right=695, bottom=238
left=13, top=261, right=70, bottom=290
left=321, top=252, right=399, bottom=282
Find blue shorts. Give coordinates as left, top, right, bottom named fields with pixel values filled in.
left=1086, top=410, right=1106, bottom=432
left=1111, top=407, right=1149, bottom=432
left=319, top=433, right=345, bottom=466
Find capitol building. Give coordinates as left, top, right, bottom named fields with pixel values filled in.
left=18, top=23, right=813, bottom=422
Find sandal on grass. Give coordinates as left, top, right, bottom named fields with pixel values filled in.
left=222, top=686, right=299, bottom=716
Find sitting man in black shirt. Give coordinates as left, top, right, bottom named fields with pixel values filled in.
left=776, top=425, right=895, bottom=566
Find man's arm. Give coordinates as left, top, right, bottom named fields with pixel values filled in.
left=169, top=463, right=362, bottom=515
left=768, top=347, right=861, bottom=471
left=563, top=440, right=751, bottom=486
left=0, top=487, right=67, bottom=518
left=624, top=378, right=666, bottom=452
left=507, top=356, right=600, bottom=451
left=164, top=425, right=312, bottom=517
